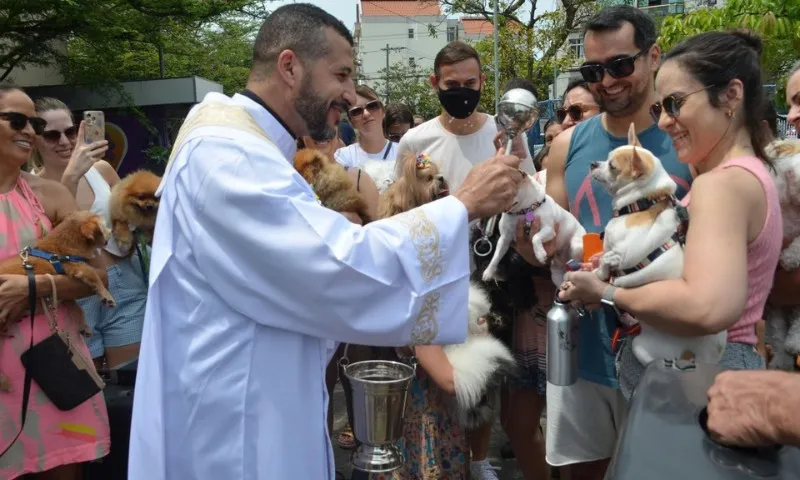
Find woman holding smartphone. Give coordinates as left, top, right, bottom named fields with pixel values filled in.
left=31, top=98, right=148, bottom=369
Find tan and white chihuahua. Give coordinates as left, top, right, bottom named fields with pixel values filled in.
left=591, top=123, right=726, bottom=366
left=481, top=173, right=585, bottom=287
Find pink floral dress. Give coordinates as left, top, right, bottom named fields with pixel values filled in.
left=0, top=176, right=110, bottom=478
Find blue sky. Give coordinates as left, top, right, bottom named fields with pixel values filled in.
left=265, top=0, right=558, bottom=32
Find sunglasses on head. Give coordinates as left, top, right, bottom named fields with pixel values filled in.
left=348, top=100, right=381, bottom=119
left=41, top=125, right=79, bottom=143
left=556, top=103, right=599, bottom=123
left=0, top=112, right=46, bottom=135
left=579, top=47, right=649, bottom=84
left=649, top=84, right=717, bottom=124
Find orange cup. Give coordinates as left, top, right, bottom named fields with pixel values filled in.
left=583, top=233, right=603, bottom=263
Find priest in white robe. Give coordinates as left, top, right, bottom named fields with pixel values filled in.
left=128, top=4, right=523, bottom=480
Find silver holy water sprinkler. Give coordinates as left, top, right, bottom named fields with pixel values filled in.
left=496, top=88, right=539, bottom=154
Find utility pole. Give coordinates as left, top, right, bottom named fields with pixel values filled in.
left=379, top=44, right=406, bottom=103
left=493, top=0, right=499, bottom=112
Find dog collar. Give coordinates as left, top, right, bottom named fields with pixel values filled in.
left=20, top=246, right=88, bottom=275
left=509, top=198, right=545, bottom=222
left=612, top=195, right=675, bottom=218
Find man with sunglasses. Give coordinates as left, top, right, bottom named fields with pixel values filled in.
left=543, top=7, right=693, bottom=480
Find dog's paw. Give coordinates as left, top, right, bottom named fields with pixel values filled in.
left=602, top=251, right=622, bottom=268
left=533, top=243, right=548, bottom=264
left=100, top=293, right=117, bottom=308
left=482, top=267, right=497, bottom=282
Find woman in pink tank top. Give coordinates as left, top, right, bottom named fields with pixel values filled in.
left=0, top=88, right=109, bottom=478
left=558, top=31, right=781, bottom=395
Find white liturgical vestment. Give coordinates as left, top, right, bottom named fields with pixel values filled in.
left=128, top=92, right=471, bottom=480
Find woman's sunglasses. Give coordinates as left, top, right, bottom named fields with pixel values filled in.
left=348, top=100, right=381, bottom=119
left=556, top=103, right=600, bottom=123
left=41, top=126, right=79, bottom=143
left=579, top=48, right=648, bottom=84
left=0, top=112, right=46, bottom=135
left=649, top=85, right=717, bottom=124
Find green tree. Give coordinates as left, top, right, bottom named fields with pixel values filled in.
left=659, top=0, right=800, bottom=99
left=0, top=0, right=265, bottom=84
left=440, top=0, right=595, bottom=79
left=472, top=12, right=578, bottom=113
left=63, top=15, right=260, bottom=94
left=371, top=60, right=442, bottom=120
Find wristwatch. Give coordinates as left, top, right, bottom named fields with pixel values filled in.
left=601, top=285, right=618, bottom=309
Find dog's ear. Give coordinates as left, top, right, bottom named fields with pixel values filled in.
left=80, top=217, right=106, bottom=245
left=630, top=148, right=645, bottom=178
left=627, top=123, right=641, bottom=147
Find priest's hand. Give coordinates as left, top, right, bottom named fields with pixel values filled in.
left=455, top=148, right=523, bottom=222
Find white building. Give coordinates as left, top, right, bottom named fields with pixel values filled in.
left=355, top=1, right=493, bottom=91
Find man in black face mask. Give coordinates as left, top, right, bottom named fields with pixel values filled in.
left=395, top=41, right=534, bottom=194
left=394, top=40, right=534, bottom=480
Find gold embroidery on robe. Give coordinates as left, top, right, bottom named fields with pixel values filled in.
left=410, top=292, right=440, bottom=344
left=395, top=209, right=443, bottom=344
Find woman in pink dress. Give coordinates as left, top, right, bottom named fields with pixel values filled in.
left=0, top=87, right=110, bottom=479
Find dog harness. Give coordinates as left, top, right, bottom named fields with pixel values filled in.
left=607, top=195, right=690, bottom=352
left=19, top=246, right=88, bottom=275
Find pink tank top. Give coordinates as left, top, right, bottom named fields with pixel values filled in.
left=681, top=156, right=782, bottom=344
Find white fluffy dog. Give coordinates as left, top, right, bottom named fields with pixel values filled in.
left=481, top=174, right=585, bottom=286
left=765, top=139, right=800, bottom=370
left=361, top=159, right=397, bottom=194
left=444, top=283, right=516, bottom=428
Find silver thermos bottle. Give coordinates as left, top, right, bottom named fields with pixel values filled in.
left=547, top=297, right=579, bottom=386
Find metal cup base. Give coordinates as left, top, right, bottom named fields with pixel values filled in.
left=350, top=444, right=404, bottom=473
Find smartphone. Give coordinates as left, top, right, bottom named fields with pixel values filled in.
left=83, top=110, right=105, bottom=144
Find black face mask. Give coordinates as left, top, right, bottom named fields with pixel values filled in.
left=437, top=86, right=481, bottom=119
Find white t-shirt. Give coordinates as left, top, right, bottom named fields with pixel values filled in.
left=396, top=114, right=535, bottom=191
left=334, top=140, right=398, bottom=169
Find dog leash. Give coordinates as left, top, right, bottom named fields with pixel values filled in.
left=134, top=230, right=150, bottom=289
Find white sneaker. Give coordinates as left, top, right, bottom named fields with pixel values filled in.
left=470, top=459, right=499, bottom=480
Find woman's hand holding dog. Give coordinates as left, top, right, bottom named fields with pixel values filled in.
left=558, top=270, right=607, bottom=308
left=455, top=148, right=523, bottom=222
left=0, top=274, right=31, bottom=330
left=62, top=121, right=109, bottom=190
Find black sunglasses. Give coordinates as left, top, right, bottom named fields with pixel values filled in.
left=348, top=100, right=381, bottom=118
left=579, top=48, right=649, bottom=84
left=0, top=112, right=46, bottom=135
left=649, top=85, right=717, bottom=124
left=41, top=125, right=79, bottom=143
left=556, top=103, right=600, bottom=123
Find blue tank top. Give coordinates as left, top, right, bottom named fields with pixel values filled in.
left=564, top=115, right=692, bottom=388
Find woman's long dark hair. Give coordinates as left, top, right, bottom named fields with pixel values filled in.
left=663, top=30, right=770, bottom=164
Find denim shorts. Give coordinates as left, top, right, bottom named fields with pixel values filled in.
left=77, top=253, right=148, bottom=358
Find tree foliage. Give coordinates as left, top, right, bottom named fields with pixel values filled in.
left=472, top=12, right=578, bottom=113
left=0, top=0, right=266, bottom=92
left=659, top=0, right=800, bottom=97
left=440, top=0, right=595, bottom=73
left=371, top=60, right=442, bottom=120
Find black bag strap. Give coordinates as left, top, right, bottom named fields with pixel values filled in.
left=0, top=266, right=35, bottom=458
left=381, top=141, right=391, bottom=160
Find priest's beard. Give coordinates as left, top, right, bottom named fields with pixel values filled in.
left=295, top=74, right=337, bottom=142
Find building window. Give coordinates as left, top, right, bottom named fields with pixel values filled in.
left=568, top=37, right=584, bottom=59
left=447, top=26, right=456, bottom=42
left=409, top=57, right=416, bottom=68
left=408, top=28, right=415, bottom=39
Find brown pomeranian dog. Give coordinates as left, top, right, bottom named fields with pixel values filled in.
left=293, top=148, right=371, bottom=224
left=0, top=210, right=114, bottom=329
left=378, top=152, right=449, bottom=218
left=109, top=170, right=161, bottom=255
